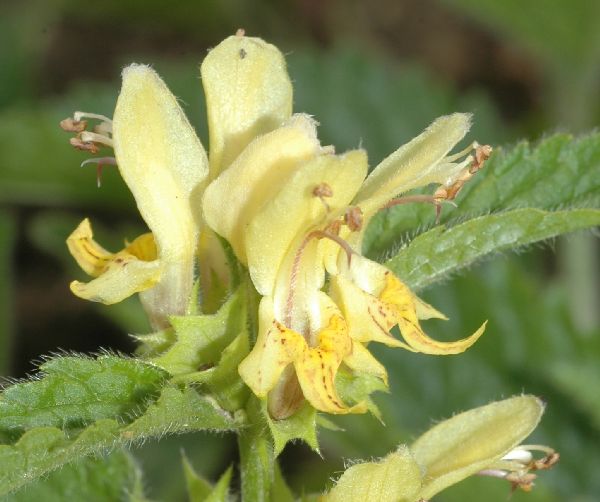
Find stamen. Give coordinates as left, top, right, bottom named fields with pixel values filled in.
left=477, top=469, right=537, bottom=493
left=383, top=194, right=440, bottom=209
left=477, top=444, right=558, bottom=493
left=471, top=143, right=493, bottom=173
left=501, top=448, right=533, bottom=463
left=515, top=445, right=560, bottom=471
left=344, top=206, right=363, bottom=232
left=80, top=131, right=114, bottom=148
left=308, top=230, right=355, bottom=265
left=313, top=182, right=333, bottom=212
left=62, top=111, right=114, bottom=160
left=73, top=111, right=113, bottom=127
left=382, top=195, right=456, bottom=224
left=284, top=229, right=356, bottom=327
left=70, top=137, right=100, bottom=154
left=444, top=141, right=478, bottom=163
left=81, top=157, right=117, bottom=187
left=60, top=118, right=87, bottom=133
left=93, top=121, right=113, bottom=136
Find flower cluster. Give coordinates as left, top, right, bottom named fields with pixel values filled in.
left=60, top=32, right=559, bottom=498
left=61, top=32, right=493, bottom=418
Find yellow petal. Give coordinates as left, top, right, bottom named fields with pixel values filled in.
left=203, top=114, right=321, bottom=263
left=67, top=218, right=161, bottom=305
left=124, top=232, right=158, bottom=261
left=246, top=149, right=367, bottom=296
left=379, top=271, right=486, bottom=355
left=324, top=446, right=422, bottom=502
left=412, top=395, right=544, bottom=500
left=272, top=237, right=325, bottom=338
left=355, top=113, right=471, bottom=217
left=239, top=295, right=365, bottom=415
left=201, top=34, right=293, bottom=177
left=413, top=295, right=449, bottom=320
left=113, top=64, right=208, bottom=262
left=67, top=218, right=114, bottom=277
left=342, top=341, right=388, bottom=386
left=294, top=313, right=365, bottom=414
left=67, top=218, right=157, bottom=275
left=238, top=297, right=304, bottom=397
left=330, top=274, right=413, bottom=349
left=70, top=252, right=162, bottom=304
left=335, top=256, right=485, bottom=354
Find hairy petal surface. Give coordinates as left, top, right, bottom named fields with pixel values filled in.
left=412, top=395, right=545, bottom=499
left=355, top=113, right=472, bottom=217
left=203, top=114, right=321, bottom=263
left=201, top=34, right=293, bottom=177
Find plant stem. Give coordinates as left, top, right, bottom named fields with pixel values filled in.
left=238, top=397, right=274, bottom=501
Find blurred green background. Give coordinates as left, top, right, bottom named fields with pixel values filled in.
left=1, top=0, right=599, bottom=500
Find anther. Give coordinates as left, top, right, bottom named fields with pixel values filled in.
left=60, top=118, right=87, bottom=133
left=477, top=445, right=558, bottom=494
left=471, top=143, right=493, bottom=173
left=313, top=182, right=333, bottom=212
left=61, top=111, right=114, bottom=155
left=344, top=206, right=363, bottom=232
left=70, top=137, right=100, bottom=154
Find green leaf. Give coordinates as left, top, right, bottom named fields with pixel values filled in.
left=0, top=211, right=16, bottom=376
left=271, top=462, right=295, bottom=502
left=366, top=133, right=600, bottom=258
left=122, top=385, right=244, bottom=438
left=187, top=332, right=250, bottom=412
left=0, top=419, right=120, bottom=496
left=152, top=288, right=245, bottom=375
left=0, top=354, right=168, bottom=433
left=387, top=207, right=600, bottom=291
left=183, top=455, right=234, bottom=502
left=264, top=401, right=319, bottom=457
left=0, top=384, right=242, bottom=496
left=336, top=369, right=388, bottom=421
left=453, top=134, right=600, bottom=220
left=4, top=449, right=139, bottom=502
left=183, top=453, right=213, bottom=501
left=205, top=466, right=233, bottom=502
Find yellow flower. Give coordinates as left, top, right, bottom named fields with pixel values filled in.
left=203, top=110, right=490, bottom=418
left=323, top=396, right=559, bottom=501
left=63, top=33, right=293, bottom=327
